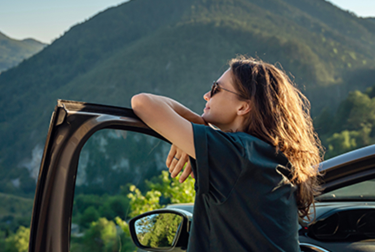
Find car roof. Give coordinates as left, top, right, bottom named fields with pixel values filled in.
left=320, top=144, right=375, bottom=172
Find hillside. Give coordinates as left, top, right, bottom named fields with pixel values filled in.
left=0, top=193, right=33, bottom=232
left=1, top=0, right=375, bottom=195
left=0, top=32, right=46, bottom=72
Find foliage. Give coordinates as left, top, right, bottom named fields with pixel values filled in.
left=127, top=170, right=195, bottom=218
left=79, top=206, right=100, bottom=229
left=0, top=193, right=33, bottom=234
left=316, top=85, right=375, bottom=158
left=69, top=169, right=195, bottom=251
left=3, top=226, right=30, bottom=252
left=148, top=170, right=196, bottom=204
left=136, top=213, right=183, bottom=248
left=0, top=230, right=5, bottom=249
left=71, top=193, right=131, bottom=231
left=70, top=217, right=136, bottom=252
left=115, top=216, right=130, bottom=237
left=82, top=218, right=118, bottom=252
left=127, top=185, right=162, bottom=218
left=69, top=168, right=196, bottom=251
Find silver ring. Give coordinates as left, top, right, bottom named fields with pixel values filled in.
left=174, top=156, right=179, bottom=161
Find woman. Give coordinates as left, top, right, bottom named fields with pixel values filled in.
left=131, top=56, right=323, bottom=251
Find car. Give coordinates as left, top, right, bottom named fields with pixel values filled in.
left=28, top=100, right=375, bottom=252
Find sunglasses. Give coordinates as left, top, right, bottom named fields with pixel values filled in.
left=210, top=81, right=247, bottom=99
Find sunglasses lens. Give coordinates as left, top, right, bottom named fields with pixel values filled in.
left=211, top=82, right=218, bottom=97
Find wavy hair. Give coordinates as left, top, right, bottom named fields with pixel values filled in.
left=229, top=56, right=324, bottom=219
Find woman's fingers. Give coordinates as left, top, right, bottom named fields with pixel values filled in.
left=171, top=153, right=188, bottom=178
left=166, top=145, right=178, bottom=170
left=179, top=160, right=193, bottom=183
left=166, top=144, right=195, bottom=182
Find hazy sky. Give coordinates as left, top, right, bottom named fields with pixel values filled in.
left=0, top=0, right=374, bottom=44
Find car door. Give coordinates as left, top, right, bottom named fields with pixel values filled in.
left=28, top=100, right=173, bottom=252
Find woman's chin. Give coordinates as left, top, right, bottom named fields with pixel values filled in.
left=202, top=117, right=217, bottom=127
left=202, top=113, right=210, bottom=123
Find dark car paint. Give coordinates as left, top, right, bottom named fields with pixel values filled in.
left=320, top=144, right=375, bottom=192
left=28, top=100, right=375, bottom=252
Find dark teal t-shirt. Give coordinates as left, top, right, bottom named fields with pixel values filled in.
left=187, top=124, right=300, bottom=252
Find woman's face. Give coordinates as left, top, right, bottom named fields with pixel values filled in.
left=202, top=69, right=247, bottom=131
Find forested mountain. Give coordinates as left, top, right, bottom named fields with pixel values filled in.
left=1, top=0, right=375, bottom=196
left=0, top=32, right=46, bottom=73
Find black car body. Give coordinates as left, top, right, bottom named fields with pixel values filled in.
left=28, top=100, right=375, bottom=252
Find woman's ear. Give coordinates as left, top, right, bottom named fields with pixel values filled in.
left=237, top=101, right=251, bottom=116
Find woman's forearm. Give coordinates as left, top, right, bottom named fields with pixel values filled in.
left=131, top=93, right=198, bottom=158
left=165, top=97, right=205, bottom=124
left=131, top=93, right=205, bottom=124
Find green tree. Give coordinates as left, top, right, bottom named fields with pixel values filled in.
left=326, top=124, right=372, bottom=158
left=127, top=170, right=195, bottom=218
left=79, top=206, right=100, bottom=228
left=71, top=217, right=136, bottom=252
left=316, top=86, right=375, bottom=158
left=0, top=230, right=6, bottom=250
left=137, top=213, right=183, bottom=248
left=115, top=217, right=137, bottom=252
left=71, top=169, right=195, bottom=252
left=148, top=170, right=196, bottom=204
left=4, top=226, right=30, bottom=252
left=82, top=218, right=118, bottom=252
left=99, top=196, right=129, bottom=220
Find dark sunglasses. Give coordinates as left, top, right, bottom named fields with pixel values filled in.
left=210, top=81, right=247, bottom=99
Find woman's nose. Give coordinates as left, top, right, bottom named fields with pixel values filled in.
left=203, top=91, right=210, bottom=101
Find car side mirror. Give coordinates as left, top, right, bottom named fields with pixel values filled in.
left=129, top=208, right=192, bottom=251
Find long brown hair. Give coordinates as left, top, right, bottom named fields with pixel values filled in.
left=229, top=56, right=324, bottom=219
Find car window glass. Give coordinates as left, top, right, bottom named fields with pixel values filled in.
left=317, top=178, right=375, bottom=201
left=69, top=129, right=170, bottom=252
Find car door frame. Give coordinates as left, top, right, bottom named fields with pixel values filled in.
left=28, top=99, right=166, bottom=252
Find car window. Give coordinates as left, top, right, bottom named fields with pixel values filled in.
left=69, top=129, right=170, bottom=252
left=316, top=178, right=375, bottom=201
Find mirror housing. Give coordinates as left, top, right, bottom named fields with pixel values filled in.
left=129, top=208, right=192, bottom=251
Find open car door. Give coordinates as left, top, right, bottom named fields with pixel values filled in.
left=28, top=100, right=168, bottom=252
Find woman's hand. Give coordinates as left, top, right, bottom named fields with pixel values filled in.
left=166, top=144, right=194, bottom=183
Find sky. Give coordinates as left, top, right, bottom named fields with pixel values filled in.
left=0, top=0, right=374, bottom=44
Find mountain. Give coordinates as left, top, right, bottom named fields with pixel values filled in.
left=0, top=32, right=46, bottom=73
left=0, top=192, right=33, bottom=232
left=1, top=0, right=375, bottom=195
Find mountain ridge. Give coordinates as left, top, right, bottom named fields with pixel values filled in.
left=0, top=31, right=46, bottom=73
left=1, top=0, right=375, bottom=195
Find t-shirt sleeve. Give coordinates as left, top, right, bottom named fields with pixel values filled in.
left=189, top=123, right=247, bottom=202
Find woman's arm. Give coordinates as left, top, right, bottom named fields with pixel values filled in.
left=131, top=93, right=204, bottom=159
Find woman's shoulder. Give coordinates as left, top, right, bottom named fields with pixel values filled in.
left=229, top=131, right=272, bottom=147
left=192, top=123, right=274, bottom=149
left=229, top=132, right=289, bottom=164
left=192, top=124, right=285, bottom=158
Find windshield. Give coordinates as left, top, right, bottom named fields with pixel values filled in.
left=316, top=178, right=375, bottom=201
